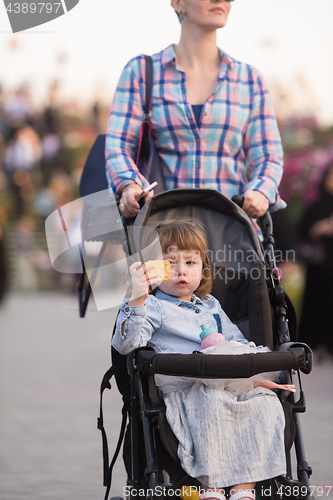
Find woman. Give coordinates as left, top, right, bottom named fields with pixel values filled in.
left=105, top=0, right=285, bottom=219
left=298, top=164, right=333, bottom=359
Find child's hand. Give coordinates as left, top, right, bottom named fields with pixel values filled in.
left=128, top=262, right=159, bottom=307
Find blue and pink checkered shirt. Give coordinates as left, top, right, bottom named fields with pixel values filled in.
left=106, top=44, right=286, bottom=211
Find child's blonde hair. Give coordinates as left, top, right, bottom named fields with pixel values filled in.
left=154, top=219, right=213, bottom=298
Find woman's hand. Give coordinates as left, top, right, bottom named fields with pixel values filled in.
left=243, top=190, right=269, bottom=218
left=128, top=262, right=159, bottom=307
left=119, top=184, right=154, bottom=218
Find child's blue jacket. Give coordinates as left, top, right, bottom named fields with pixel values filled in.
left=112, top=289, right=249, bottom=355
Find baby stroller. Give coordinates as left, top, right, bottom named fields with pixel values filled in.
left=94, top=188, right=313, bottom=500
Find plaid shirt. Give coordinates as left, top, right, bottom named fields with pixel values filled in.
left=106, top=44, right=286, bottom=210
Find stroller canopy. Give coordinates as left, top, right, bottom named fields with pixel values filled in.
left=134, top=188, right=265, bottom=271
left=125, top=188, right=274, bottom=348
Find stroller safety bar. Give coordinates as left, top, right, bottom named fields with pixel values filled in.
left=128, top=345, right=311, bottom=379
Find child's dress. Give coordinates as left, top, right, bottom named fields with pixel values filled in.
left=112, top=289, right=286, bottom=488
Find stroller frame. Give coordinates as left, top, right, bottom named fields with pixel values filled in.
left=97, top=189, right=313, bottom=500
left=125, top=348, right=311, bottom=500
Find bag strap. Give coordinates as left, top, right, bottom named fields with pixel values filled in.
left=144, top=55, right=153, bottom=117
left=136, top=55, right=153, bottom=166
left=136, top=55, right=154, bottom=174
left=97, top=364, right=128, bottom=500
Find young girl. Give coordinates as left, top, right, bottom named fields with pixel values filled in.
left=112, top=220, right=288, bottom=500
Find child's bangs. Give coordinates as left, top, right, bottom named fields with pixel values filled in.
left=160, top=229, right=206, bottom=256
left=157, top=221, right=207, bottom=259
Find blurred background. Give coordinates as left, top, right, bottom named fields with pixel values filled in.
left=0, top=1, right=332, bottom=499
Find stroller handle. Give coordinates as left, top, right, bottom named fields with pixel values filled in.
left=128, top=346, right=311, bottom=379
left=232, top=194, right=276, bottom=268
left=231, top=195, right=273, bottom=236
left=232, top=194, right=245, bottom=208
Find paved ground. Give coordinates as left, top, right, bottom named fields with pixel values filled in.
left=0, top=293, right=332, bottom=500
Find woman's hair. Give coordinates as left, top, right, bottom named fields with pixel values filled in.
left=154, top=219, right=213, bottom=297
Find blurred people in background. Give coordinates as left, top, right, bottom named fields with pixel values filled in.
left=40, top=90, right=64, bottom=184
left=4, top=124, right=42, bottom=216
left=14, top=216, right=38, bottom=290
left=298, top=164, right=333, bottom=361
left=4, top=86, right=33, bottom=126
left=47, top=171, right=75, bottom=209
left=91, top=100, right=101, bottom=133
left=40, top=132, right=62, bottom=181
